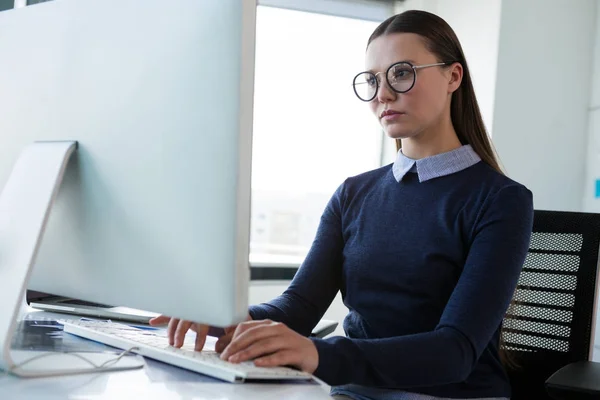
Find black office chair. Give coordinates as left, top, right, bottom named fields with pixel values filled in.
left=502, top=210, right=600, bottom=400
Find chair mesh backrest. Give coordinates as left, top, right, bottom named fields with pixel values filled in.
left=503, top=210, right=600, bottom=399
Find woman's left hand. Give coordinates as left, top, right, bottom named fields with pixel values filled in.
left=219, top=319, right=319, bottom=374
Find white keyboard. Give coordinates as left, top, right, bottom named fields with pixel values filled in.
left=61, top=319, right=313, bottom=383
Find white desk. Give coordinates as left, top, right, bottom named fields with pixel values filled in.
left=0, top=310, right=334, bottom=399
left=0, top=364, right=333, bottom=399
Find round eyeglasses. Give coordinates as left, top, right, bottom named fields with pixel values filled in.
left=352, top=61, right=455, bottom=102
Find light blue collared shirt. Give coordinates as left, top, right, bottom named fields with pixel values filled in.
left=392, top=144, right=482, bottom=183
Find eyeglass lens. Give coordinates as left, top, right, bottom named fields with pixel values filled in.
left=353, top=62, right=415, bottom=101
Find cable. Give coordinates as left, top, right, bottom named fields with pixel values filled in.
left=2, top=346, right=141, bottom=378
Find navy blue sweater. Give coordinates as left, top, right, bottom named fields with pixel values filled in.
left=249, top=161, right=533, bottom=399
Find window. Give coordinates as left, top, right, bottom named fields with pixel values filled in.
left=8, top=0, right=53, bottom=9
left=250, top=5, right=385, bottom=267
left=0, top=0, right=13, bottom=12
left=26, top=0, right=53, bottom=4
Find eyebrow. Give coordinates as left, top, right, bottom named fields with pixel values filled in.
left=366, top=59, right=417, bottom=73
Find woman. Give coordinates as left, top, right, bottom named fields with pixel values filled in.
left=151, top=10, right=533, bottom=400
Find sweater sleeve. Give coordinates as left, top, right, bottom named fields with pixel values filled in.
left=311, top=184, right=533, bottom=387
left=248, top=184, right=345, bottom=337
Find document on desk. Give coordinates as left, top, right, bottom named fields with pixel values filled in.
left=11, top=317, right=121, bottom=354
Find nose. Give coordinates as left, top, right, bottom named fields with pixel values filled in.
left=376, top=74, right=396, bottom=104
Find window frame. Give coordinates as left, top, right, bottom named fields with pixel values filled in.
left=257, top=0, right=396, bottom=22
left=250, top=1, right=397, bottom=274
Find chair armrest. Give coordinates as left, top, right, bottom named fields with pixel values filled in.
left=310, top=319, right=338, bottom=338
left=545, top=361, right=600, bottom=399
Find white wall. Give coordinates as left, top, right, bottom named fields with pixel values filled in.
left=492, top=0, right=597, bottom=212
left=584, top=4, right=600, bottom=212
left=582, top=3, right=600, bottom=358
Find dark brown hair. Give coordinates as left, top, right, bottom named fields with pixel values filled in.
left=368, top=10, right=503, bottom=175
left=368, top=10, right=517, bottom=369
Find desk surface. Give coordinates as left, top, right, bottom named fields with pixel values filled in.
left=0, top=362, right=333, bottom=399
left=0, top=310, right=334, bottom=399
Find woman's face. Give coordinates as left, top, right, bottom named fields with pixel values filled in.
left=364, top=33, right=459, bottom=140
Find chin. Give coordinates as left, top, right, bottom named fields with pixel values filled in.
left=384, top=127, right=417, bottom=140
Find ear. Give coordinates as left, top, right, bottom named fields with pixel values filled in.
left=448, top=62, right=463, bottom=94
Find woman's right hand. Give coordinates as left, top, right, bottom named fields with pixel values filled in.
left=149, top=314, right=251, bottom=353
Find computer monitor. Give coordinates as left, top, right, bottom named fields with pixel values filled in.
left=0, top=0, right=256, bottom=339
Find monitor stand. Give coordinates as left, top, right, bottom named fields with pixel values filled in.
left=0, top=141, right=144, bottom=377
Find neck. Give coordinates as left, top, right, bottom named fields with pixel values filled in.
left=400, top=116, right=461, bottom=159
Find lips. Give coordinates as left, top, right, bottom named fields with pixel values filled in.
left=380, top=109, right=404, bottom=119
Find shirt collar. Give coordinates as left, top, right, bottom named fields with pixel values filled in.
left=392, top=144, right=481, bottom=183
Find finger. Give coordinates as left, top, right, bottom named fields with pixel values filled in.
left=230, top=320, right=273, bottom=341
left=221, top=322, right=281, bottom=360
left=224, top=324, right=238, bottom=335
left=228, top=336, right=287, bottom=363
left=167, top=318, right=180, bottom=346
left=222, top=321, right=273, bottom=359
left=149, top=315, right=171, bottom=326
left=253, top=350, right=297, bottom=368
left=174, top=320, right=193, bottom=348
left=215, top=332, right=233, bottom=354
left=216, top=321, right=246, bottom=353
left=194, top=324, right=210, bottom=352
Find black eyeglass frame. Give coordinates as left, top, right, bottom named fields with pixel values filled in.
left=352, top=60, right=457, bottom=102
